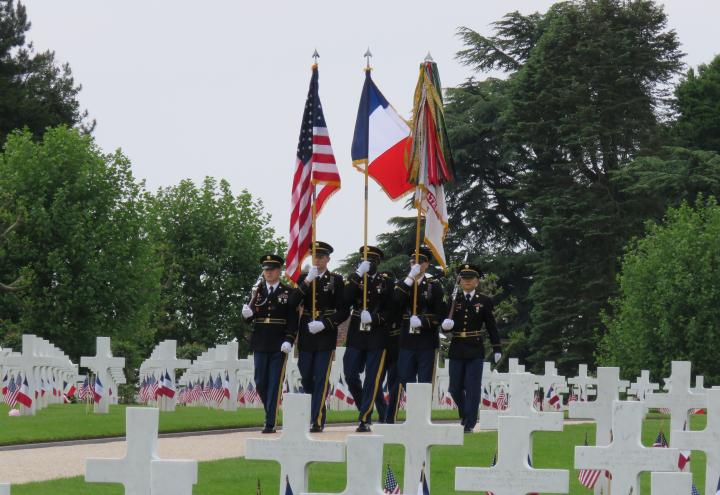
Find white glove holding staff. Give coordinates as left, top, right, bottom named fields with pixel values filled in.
left=305, top=266, right=319, bottom=283
left=241, top=304, right=253, bottom=319
left=281, top=342, right=293, bottom=354
left=360, top=310, right=373, bottom=324
left=409, top=315, right=422, bottom=329
left=308, top=320, right=325, bottom=334
left=404, top=264, right=422, bottom=286
left=441, top=319, right=454, bottom=331
left=356, top=260, right=371, bottom=277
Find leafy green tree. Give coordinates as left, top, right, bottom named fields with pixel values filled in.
left=0, top=0, right=93, bottom=145
left=147, top=178, right=284, bottom=353
left=0, top=127, right=160, bottom=367
left=673, top=55, right=720, bottom=153
left=599, top=197, right=720, bottom=383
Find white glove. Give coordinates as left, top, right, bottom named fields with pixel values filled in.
left=404, top=264, right=422, bottom=286
left=494, top=352, right=502, bottom=364
left=356, top=260, right=371, bottom=277
left=441, top=319, right=454, bottom=331
left=281, top=342, right=292, bottom=354
left=409, top=315, right=422, bottom=329
left=242, top=304, right=253, bottom=319
left=308, top=320, right=325, bottom=334
left=360, top=310, right=372, bottom=324
left=305, top=266, right=319, bottom=283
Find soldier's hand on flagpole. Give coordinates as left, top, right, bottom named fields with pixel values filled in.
left=242, top=304, right=253, bottom=319
left=281, top=342, right=293, bottom=354
left=360, top=310, right=372, bottom=324
left=441, top=319, right=454, bottom=331
left=308, top=320, right=325, bottom=334
left=405, top=264, right=422, bottom=286
left=494, top=352, right=502, bottom=364
left=409, top=315, right=422, bottom=329
left=305, top=266, right=319, bottom=283
left=356, top=260, right=371, bottom=277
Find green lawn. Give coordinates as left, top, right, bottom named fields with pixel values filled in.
left=10, top=416, right=708, bottom=495
left=0, top=403, right=459, bottom=446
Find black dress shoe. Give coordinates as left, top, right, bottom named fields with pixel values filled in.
left=463, top=426, right=474, bottom=433
left=309, top=424, right=323, bottom=433
left=460, top=418, right=465, bottom=426
left=356, top=422, right=372, bottom=433
left=262, top=426, right=276, bottom=434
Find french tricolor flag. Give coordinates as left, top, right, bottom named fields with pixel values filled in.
left=93, top=376, right=104, bottom=403
left=352, top=70, right=413, bottom=200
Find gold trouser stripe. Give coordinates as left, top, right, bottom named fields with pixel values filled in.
left=274, top=354, right=288, bottom=427
left=431, top=350, right=438, bottom=398
left=394, top=383, right=403, bottom=422
left=361, top=350, right=387, bottom=423
left=317, top=350, right=335, bottom=426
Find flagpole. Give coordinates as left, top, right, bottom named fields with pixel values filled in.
left=310, top=51, right=320, bottom=321
left=362, top=49, right=372, bottom=321
left=412, top=194, right=422, bottom=315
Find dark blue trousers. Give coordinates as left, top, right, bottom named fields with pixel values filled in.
left=298, top=349, right=334, bottom=428
left=448, top=357, right=484, bottom=430
left=376, top=347, right=400, bottom=423
left=343, top=347, right=387, bottom=424
left=397, top=348, right=436, bottom=393
left=253, top=351, right=287, bottom=428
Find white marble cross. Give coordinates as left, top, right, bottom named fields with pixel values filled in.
left=245, top=393, right=346, bottom=495
left=645, top=361, right=707, bottom=432
left=0, top=483, right=8, bottom=495
left=568, top=364, right=596, bottom=400
left=85, top=408, right=198, bottom=495
left=140, top=340, right=191, bottom=412
left=301, top=435, right=386, bottom=495
left=575, top=401, right=679, bottom=494
left=81, top=337, right=125, bottom=414
left=374, top=383, right=463, bottom=491
left=628, top=370, right=659, bottom=401
left=508, top=358, right=525, bottom=373
left=151, top=459, right=198, bottom=495
left=455, top=415, right=568, bottom=494
left=693, top=375, right=707, bottom=394
left=479, top=372, right=562, bottom=432
left=672, top=388, right=720, bottom=495
left=651, top=472, right=692, bottom=495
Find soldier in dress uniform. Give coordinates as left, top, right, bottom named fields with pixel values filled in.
left=343, top=246, right=394, bottom=432
left=440, top=264, right=502, bottom=433
left=375, top=270, right=402, bottom=424
left=241, top=254, right=298, bottom=434
left=288, top=241, right=348, bottom=432
left=394, top=246, right=446, bottom=393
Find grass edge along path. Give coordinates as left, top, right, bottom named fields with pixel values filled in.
left=11, top=418, right=708, bottom=495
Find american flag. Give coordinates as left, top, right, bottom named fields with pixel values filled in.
left=286, top=64, right=340, bottom=282
left=653, top=430, right=668, bottom=448
left=246, top=382, right=259, bottom=404
left=5, top=374, right=19, bottom=408
left=578, top=432, right=604, bottom=489
left=238, top=383, right=246, bottom=404
left=203, top=378, right=211, bottom=403
left=496, top=388, right=508, bottom=411
left=691, top=483, right=700, bottom=495
left=78, top=376, right=90, bottom=401
left=383, top=464, right=401, bottom=494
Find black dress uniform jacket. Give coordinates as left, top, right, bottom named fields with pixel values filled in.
left=393, top=276, right=446, bottom=350
left=288, top=271, right=349, bottom=352
left=247, top=282, right=298, bottom=353
left=447, top=292, right=501, bottom=360
left=343, top=272, right=393, bottom=350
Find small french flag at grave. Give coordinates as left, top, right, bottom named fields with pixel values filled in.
left=546, top=386, right=561, bottom=410
left=17, top=377, right=33, bottom=408
left=93, top=376, right=104, bottom=403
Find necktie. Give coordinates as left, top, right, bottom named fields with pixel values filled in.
left=466, top=293, right=472, bottom=304
left=269, top=286, right=275, bottom=296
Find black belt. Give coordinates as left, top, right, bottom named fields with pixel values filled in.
left=454, top=331, right=482, bottom=337
left=302, top=309, right=337, bottom=317
left=254, top=318, right=287, bottom=325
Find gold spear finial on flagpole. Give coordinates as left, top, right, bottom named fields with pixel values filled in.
left=364, top=47, right=373, bottom=72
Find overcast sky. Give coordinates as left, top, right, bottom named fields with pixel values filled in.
left=24, top=0, right=720, bottom=269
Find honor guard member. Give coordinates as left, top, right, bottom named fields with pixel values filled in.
left=394, top=246, right=446, bottom=392
left=375, top=271, right=402, bottom=424
left=441, top=264, right=501, bottom=433
left=288, top=241, right=349, bottom=432
left=241, top=254, right=298, bottom=434
left=343, top=246, right=393, bottom=432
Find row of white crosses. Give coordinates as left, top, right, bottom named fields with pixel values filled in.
left=80, top=336, right=126, bottom=414
left=0, top=334, right=78, bottom=416
left=177, top=341, right=252, bottom=411
left=138, top=340, right=190, bottom=412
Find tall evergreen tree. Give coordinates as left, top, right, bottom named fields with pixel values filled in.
left=672, top=55, right=720, bottom=153
left=0, top=0, right=93, bottom=145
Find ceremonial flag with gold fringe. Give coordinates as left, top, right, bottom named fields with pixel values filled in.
left=407, top=57, right=453, bottom=269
